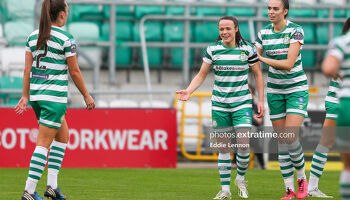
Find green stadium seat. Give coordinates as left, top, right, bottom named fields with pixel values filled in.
left=139, top=48, right=163, bottom=68
left=226, top=8, right=256, bottom=17
left=133, top=22, right=163, bottom=42
left=103, top=5, right=134, bottom=18
left=101, top=21, right=133, bottom=41
left=0, top=76, right=22, bottom=105
left=134, top=6, right=164, bottom=20
left=169, top=48, right=194, bottom=69
left=301, top=24, right=316, bottom=44
left=302, top=50, right=316, bottom=69
left=68, top=22, right=102, bottom=69
left=70, top=5, right=104, bottom=21
left=289, top=8, right=316, bottom=18
left=195, top=22, right=219, bottom=42
left=116, top=47, right=132, bottom=66
left=3, top=0, right=36, bottom=20
left=164, top=22, right=195, bottom=42
left=195, top=7, right=225, bottom=16
left=4, top=20, right=33, bottom=46
left=316, top=23, right=343, bottom=44
left=238, top=22, right=252, bottom=41
left=68, top=22, right=100, bottom=41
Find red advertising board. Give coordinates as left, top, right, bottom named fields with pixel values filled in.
left=0, top=108, right=177, bottom=168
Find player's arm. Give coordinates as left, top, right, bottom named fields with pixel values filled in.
left=176, top=62, right=211, bottom=101
left=67, top=55, right=95, bottom=110
left=257, top=42, right=301, bottom=71
left=322, top=55, right=340, bottom=78
left=250, top=62, right=264, bottom=118
left=15, top=51, right=33, bottom=114
left=323, top=39, right=342, bottom=78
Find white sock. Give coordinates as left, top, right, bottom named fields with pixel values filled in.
left=284, top=176, right=295, bottom=192
left=308, top=174, right=319, bottom=192
left=25, top=178, right=38, bottom=194
left=236, top=174, right=245, bottom=181
left=47, top=140, right=67, bottom=189
left=340, top=170, right=350, bottom=200
left=218, top=153, right=231, bottom=192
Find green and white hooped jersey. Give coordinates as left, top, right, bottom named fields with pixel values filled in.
left=325, top=78, right=341, bottom=105
left=327, top=31, right=350, bottom=99
left=203, top=40, right=259, bottom=112
left=255, top=20, right=308, bottom=94
left=25, top=26, right=77, bottom=103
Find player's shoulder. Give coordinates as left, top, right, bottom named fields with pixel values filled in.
left=51, top=26, right=74, bottom=41
left=206, top=40, right=225, bottom=51
left=260, top=23, right=273, bottom=32
left=28, top=29, right=39, bottom=39
left=287, top=21, right=303, bottom=31
left=331, top=32, right=350, bottom=48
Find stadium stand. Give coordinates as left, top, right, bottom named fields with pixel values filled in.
left=0, top=47, right=25, bottom=77
left=0, top=76, right=23, bottom=106
left=68, top=22, right=103, bottom=69
left=109, top=99, right=139, bottom=108
left=139, top=99, right=169, bottom=108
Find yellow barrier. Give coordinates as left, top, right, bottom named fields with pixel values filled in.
left=174, top=92, right=235, bottom=161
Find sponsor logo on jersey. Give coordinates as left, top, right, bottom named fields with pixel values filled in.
left=32, top=72, right=49, bottom=80
left=266, top=49, right=289, bottom=56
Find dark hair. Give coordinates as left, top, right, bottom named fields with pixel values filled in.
left=270, top=0, right=289, bottom=18
left=37, top=0, right=66, bottom=50
left=215, top=16, right=247, bottom=47
left=342, top=17, right=350, bottom=34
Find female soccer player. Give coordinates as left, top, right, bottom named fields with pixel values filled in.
left=308, top=18, right=350, bottom=198
left=322, top=19, right=350, bottom=200
left=15, top=0, right=95, bottom=199
left=255, top=0, right=308, bottom=199
left=177, top=16, right=264, bottom=199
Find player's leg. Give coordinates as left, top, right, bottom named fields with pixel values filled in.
left=341, top=154, right=350, bottom=200
left=212, top=110, right=232, bottom=199
left=285, top=91, right=308, bottom=199
left=268, top=93, right=296, bottom=199
left=45, top=118, right=68, bottom=200
left=337, top=99, right=350, bottom=200
left=23, top=124, right=57, bottom=200
left=308, top=118, right=336, bottom=198
left=22, top=101, right=56, bottom=200
left=232, top=108, right=252, bottom=199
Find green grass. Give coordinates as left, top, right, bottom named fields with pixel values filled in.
left=0, top=168, right=340, bottom=200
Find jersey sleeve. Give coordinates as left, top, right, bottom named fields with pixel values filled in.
left=327, top=38, right=344, bottom=62
left=64, top=37, right=77, bottom=58
left=202, top=46, right=213, bottom=64
left=25, top=35, right=32, bottom=53
left=290, top=27, right=304, bottom=45
left=248, top=45, right=259, bottom=66
left=255, top=31, right=263, bottom=50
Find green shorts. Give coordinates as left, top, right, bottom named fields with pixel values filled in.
left=325, top=101, right=338, bottom=120
left=212, top=108, right=252, bottom=130
left=267, top=90, right=309, bottom=121
left=336, top=98, right=350, bottom=149
left=30, top=101, right=67, bottom=129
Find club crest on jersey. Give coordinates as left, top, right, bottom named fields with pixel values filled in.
left=283, top=35, right=290, bottom=45
left=240, top=52, right=248, bottom=62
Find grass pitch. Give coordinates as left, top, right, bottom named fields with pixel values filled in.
left=0, top=168, right=340, bottom=200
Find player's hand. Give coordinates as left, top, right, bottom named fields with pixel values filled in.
left=15, top=96, right=28, bottom=115
left=255, top=101, right=264, bottom=118
left=176, top=90, right=191, bottom=101
left=84, top=95, right=95, bottom=110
